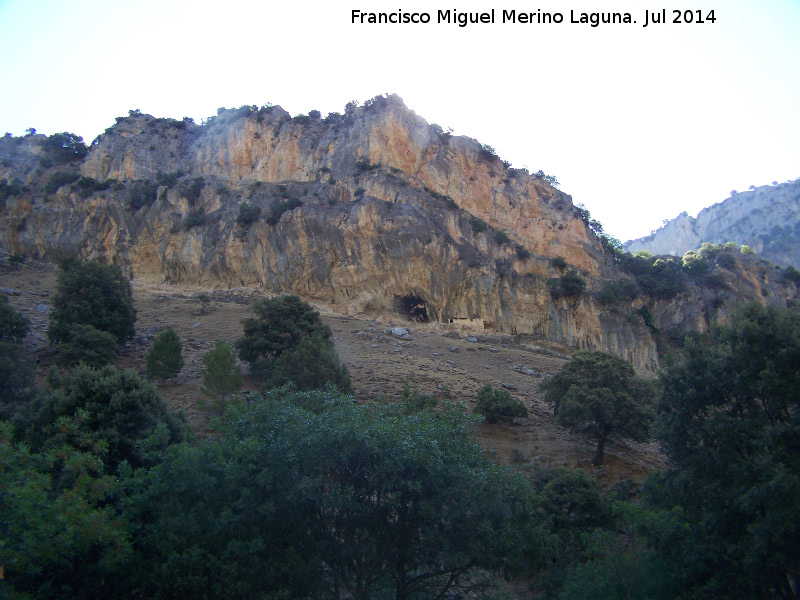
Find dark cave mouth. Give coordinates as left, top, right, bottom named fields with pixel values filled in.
left=393, top=295, right=430, bottom=323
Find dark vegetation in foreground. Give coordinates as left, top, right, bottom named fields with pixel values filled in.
left=1, top=260, right=799, bottom=599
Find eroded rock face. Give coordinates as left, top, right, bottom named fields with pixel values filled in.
left=3, top=96, right=797, bottom=369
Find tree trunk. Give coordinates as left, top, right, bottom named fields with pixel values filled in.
left=592, top=433, right=608, bottom=466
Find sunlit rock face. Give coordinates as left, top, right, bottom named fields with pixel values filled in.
left=4, top=96, right=796, bottom=369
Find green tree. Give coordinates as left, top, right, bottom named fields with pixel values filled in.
left=45, top=131, right=89, bottom=162
left=14, top=364, right=184, bottom=470
left=146, top=327, right=183, bottom=380
left=0, top=297, right=33, bottom=416
left=266, top=332, right=352, bottom=392
left=47, top=259, right=136, bottom=345
left=0, top=421, right=132, bottom=599
left=548, top=270, right=587, bottom=299
left=124, top=388, right=540, bottom=600
left=540, top=351, right=655, bottom=465
left=195, top=292, right=211, bottom=313
left=56, top=324, right=118, bottom=368
left=0, top=341, right=34, bottom=416
left=650, top=302, right=800, bottom=599
left=236, top=295, right=351, bottom=392
left=0, top=295, right=29, bottom=343
left=475, top=384, right=528, bottom=423
left=201, top=341, right=243, bottom=401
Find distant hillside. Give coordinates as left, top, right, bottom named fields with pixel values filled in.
left=625, top=179, right=800, bottom=268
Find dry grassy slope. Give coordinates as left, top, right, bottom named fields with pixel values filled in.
left=2, top=260, right=666, bottom=486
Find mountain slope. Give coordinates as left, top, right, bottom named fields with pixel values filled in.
left=625, top=180, right=800, bottom=268
left=2, top=96, right=798, bottom=369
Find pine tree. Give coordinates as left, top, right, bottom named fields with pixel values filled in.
left=146, top=328, right=183, bottom=380
left=201, top=341, right=243, bottom=400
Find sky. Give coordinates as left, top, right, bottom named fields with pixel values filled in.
left=1, top=0, right=798, bottom=242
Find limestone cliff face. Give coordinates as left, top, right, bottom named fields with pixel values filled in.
left=625, top=180, right=800, bottom=268
left=3, top=96, right=797, bottom=369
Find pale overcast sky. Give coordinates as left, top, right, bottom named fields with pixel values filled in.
left=1, top=0, right=798, bottom=242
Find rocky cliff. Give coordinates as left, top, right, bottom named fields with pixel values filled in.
left=625, top=180, right=800, bottom=268
left=2, top=96, right=798, bottom=369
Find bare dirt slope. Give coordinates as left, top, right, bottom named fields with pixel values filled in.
left=2, top=259, right=666, bottom=485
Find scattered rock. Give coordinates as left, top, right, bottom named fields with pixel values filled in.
left=443, top=331, right=460, bottom=339
left=501, top=382, right=518, bottom=390
left=2, top=288, right=21, bottom=296
left=449, top=346, right=458, bottom=353
left=192, top=322, right=202, bottom=328
left=465, top=336, right=478, bottom=343
left=512, top=364, right=544, bottom=377
left=35, top=304, right=52, bottom=314
left=391, top=327, right=411, bottom=340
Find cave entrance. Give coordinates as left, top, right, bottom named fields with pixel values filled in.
left=394, top=295, right=430, bottom=323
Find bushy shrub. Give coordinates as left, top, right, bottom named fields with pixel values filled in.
left=471, top=218, right=488, bottom=232
left=181, top=177, right=205, bottom=205
left=784, top=265, right=800, bottom=285
left=44, top=171, right=81, bottom=194
left=495, top=230, right=512, bottom=245
left=401, top=380, right=437, bottom=414
left=56, top=324, right=118, bottom=368
left=0, top=295, right=30, bottom=343
left=236, top=203, right=262, bottom=228
left=266, top=198, right=301, bottom=225
left=265, top=333, right=352, bottom=393
left=551, top=256, right=568, bottom=271
left=183, top=208, right=207, bottom=230
left=597, top=278, right=639, bottom=304
left=0, top=178, right=23, bottom=203
left=548, top=270, right=587, bottom=299
left=475, top=384, right=528, bottom=423
left=355, top=157, right=380, bottom=173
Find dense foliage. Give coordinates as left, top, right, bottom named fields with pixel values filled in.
left=121, top=389, right=540, bottom=600
left=547, top=270, right=587, bottom=299
left=0, top=295, right=29, bottom=343
left=47, top=259, right=136, bottom=345
left=56, top=323, right=118, bottom=368
left=3, top=254, right=798, bottom=600
left=236, top=295, right=351, bottom=392
left=0, top=297, right=33, bottom=414
left=14, top=364, right=184, bottom=471
left=475, top=384, right=528, bottom=423
left=649, top=302, right=800, bottom=599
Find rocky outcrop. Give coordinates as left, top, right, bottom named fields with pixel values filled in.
left=3, top=96, right=798, bottom=370
left=625, top=180, right=800, bottom=268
